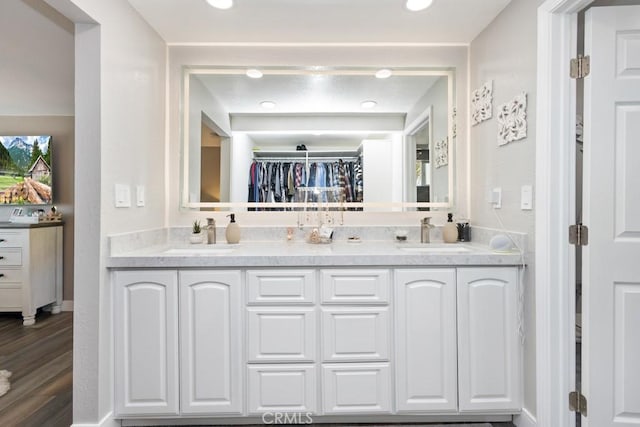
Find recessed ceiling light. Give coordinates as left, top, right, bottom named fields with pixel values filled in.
left=375, top=69, right=393, bottom=79
left=260, top=101, right=276, bottom=109
left=406, top=0, right=433, bottom=12
left=361, top=100, right=377, bottom=109
left=206, top=0, right=233, bottom=10
left=246, top=69, right=263, bottom=79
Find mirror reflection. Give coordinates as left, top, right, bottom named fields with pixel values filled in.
left=182, top=68, right=454, bottom=211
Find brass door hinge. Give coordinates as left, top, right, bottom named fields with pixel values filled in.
left=569, top=391, right=587, bottom=416
left=569, top=224, right=589, bottom=246
left=570, top=55, right=590, bottom=79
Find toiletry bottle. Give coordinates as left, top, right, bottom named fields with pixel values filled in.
left=225, top=213, right=241, bottom=244
left=443, top=213, right=458, bottom=243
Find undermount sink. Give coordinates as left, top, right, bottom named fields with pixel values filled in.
left=397, top=245, right=471, bottom=253
left=162, top=247, right=236, bottom=256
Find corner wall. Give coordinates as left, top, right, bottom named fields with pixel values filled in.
left=469, top=0, right=542, bottom=419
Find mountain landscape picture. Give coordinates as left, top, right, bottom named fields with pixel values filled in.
left=0, top=136, right=52, bottom=205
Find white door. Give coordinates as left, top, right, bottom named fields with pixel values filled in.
left=179, top=270, right=242, bottom=414
left=583, top=6, right=640, bottom=426
left=457, top=267, right=521, bottom=412
left=113, top=270, right=179, bottom=416
left=394, top=269, right=457, bottom=412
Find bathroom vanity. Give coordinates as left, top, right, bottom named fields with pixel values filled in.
left=0, top=222, right=63, bottom=325
left=109, top=238, right=523, bottom=425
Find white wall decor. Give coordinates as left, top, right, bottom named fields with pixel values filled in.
left=434, top=138, right=448, bottom=168
left=497, top=92, right=527, bottom=146
left=471, top=80, right=493, bottom=125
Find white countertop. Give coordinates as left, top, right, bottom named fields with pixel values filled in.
left=107, top=240, right=523, bottom=268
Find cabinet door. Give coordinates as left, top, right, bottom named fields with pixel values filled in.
left=457, top=267, right=521, bottom=412
left=179, top=270, right=242, bottom=414
left=322, top=363, right=391, bottom=414
left=321, top=307, right=389, bottom=362
left=114, top=270, right=179, bottom=416
left=248, top=364, right=317, bottom=414
left=247, top=307, right=316, bottom=362
left=394, top=269, right=457, bottom=412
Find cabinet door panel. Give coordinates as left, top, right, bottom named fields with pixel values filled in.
left=322, top=307, right=389, bottom=362
left=114, top=270, right=179, bottom=416
left=247, top=307, right=316, bottom=362
left=247, top=269, right=315, bottom=304
left=322, top=363, right=391, bottom=414
left=457, top=267, right=521, bottom=412
left=395, top=269, right=457, bottom=412
left=320, top=269, right=390, bottom=304
left=179, top=270, right=242, bottom=414
left=248, top=365, right=317, bottom=414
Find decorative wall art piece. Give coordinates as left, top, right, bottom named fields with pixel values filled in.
left=471, top=80, right=493, bottom=125
left=434, top=138, right=448, bottom=168
left=497, top=92, right=528, bottom=146
left=451, top=107, right=457, bottom=138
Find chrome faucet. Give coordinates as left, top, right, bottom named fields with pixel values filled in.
left=206, top=218, right=216, bottom=244
left=421, top=217, right=434, bottom=243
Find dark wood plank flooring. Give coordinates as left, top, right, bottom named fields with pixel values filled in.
left=0, top=311, right=73, bottom=427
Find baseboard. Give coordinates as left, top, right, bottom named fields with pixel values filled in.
left=72, top=411, right=119, bottom=427
left=62, top=300, right=74, bottom=311
left=514, top=407, right=536, bottom=427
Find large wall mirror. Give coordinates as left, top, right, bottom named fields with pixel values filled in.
left=182, top=67, right=455, bottom=211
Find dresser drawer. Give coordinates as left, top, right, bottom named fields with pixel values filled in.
left=0, top=231, right=26, bottom=247
left=0, top=249, right=22, bottom=266
left=320, top=269, right=390, bottom=304
left=0, top=268, right=23, bottom=283
left=247, top=269, right=315, bottom=304
left=0, top=284, right=22, bottom=309
left=322, top=307, right=390, bottom=362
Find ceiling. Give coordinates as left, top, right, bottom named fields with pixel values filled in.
left=127, top=0, right=512, bottom=44
left=193, top=72, right=442, bottom=114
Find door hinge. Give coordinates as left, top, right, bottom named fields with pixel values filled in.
left=569, top=224, right=589, bottom=246
left=570, top=55, right=590, bottom=79
left=569, top=391, right=588, bottom=416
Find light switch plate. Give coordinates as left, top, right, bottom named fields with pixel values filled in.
left=521, top=185, right=533, bottom=210
left=115, top=184, right=131, bottom=208
left=136, top=185, right=145, bottom=207
left=491, top=187, right=502, bottom=209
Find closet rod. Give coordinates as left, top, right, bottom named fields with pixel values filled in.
left=252, top=156, right=360, bottom=162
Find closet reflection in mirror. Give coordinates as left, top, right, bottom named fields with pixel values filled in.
left=183, top=68, right=454, bottom=211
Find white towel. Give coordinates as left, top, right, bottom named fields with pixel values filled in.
left=0, top=370, right=12, bottom=397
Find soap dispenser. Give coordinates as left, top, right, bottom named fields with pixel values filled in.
left=443, top=213, right=458, bottom=243
left=225, top=213, right=241, bottom=244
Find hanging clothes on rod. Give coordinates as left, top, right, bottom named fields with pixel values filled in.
left=247, top=156, right=363, bottom=210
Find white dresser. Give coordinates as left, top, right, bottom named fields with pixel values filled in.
left=0, top=223, right=63, bottom=325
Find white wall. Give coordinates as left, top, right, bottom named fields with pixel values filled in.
left=0, top=0, right=74, bottom=116
left=469, top=0, right=539, bottom=419
left=229, top=132, right=256, bottom=203
left=168, top=45, right=468, bottom=227
left=53, top=0, right=168, bottom=424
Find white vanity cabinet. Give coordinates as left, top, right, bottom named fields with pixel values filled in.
left=394, top=268, right=458, bottom=412
left=0, top=224, right=63, bottom=326
left=457, top=267, right=522, bottom=412
left=113, top=270, right=180, bottom=416
left=179, top=270, right=242, bottom=415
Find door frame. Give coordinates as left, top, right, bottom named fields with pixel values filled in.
left=536, top=1, right=593, bottom=426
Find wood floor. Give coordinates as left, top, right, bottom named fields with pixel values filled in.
left=0, top=311, right=73, bottom=427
